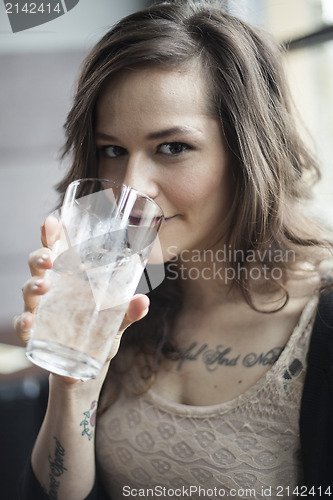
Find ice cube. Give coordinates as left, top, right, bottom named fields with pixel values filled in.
left=53, top=248, right=82, bottom=273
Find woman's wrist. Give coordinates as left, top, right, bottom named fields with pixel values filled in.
left=48, top=364, right=108, bottom=403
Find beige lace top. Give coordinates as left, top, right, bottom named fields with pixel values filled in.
left=96, top=295, right=318, bottom=499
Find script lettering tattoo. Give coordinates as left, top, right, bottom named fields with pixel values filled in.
left=176, top=342, right=284, bottom=372
left=177, top=342, right=208, bottom=370
left=202, top=346, right=240, bottom=371
left=243, top=347, right=284, bottom=367
left=47, top=436, right=67, bottom=499
left=80, top=400, right=97, bottom=440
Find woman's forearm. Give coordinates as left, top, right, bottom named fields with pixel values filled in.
left=31, top=373, right=104, bottom=500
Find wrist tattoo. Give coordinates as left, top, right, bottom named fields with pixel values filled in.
left=80, top=400, right=97, bottom=440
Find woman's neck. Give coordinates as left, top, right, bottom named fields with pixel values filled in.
left=173, top=257, right=242, bottom=310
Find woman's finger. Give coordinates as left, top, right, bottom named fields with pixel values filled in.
left=13, top=311, right=35, bottom=344
left=119, top=294, right=150, bottom=332
left=41, top=215, right=61, bottom=248
left=106, top=294, right=150, bottom=361
left=22, top=276, right=51, bottom=313
left=28, top=248, right=53, bottom=277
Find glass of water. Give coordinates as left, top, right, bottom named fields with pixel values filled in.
left=26, top=178, right=164, bottom=380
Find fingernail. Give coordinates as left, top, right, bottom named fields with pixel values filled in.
left=37, top=253, right=49, bottom=265
left=32, top=279, right=44, bottom=291
left=20, top=316, right=30, bottom=331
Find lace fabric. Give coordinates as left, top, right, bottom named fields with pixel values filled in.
left=96, top=295, right=318, bottom=499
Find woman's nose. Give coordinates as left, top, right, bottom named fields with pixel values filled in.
left=122, top=156, right=159, bottom=199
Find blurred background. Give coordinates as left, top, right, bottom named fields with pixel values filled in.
left=0, top=0, right=332, bottom=497
left=0, top=1, right=151, bottom=497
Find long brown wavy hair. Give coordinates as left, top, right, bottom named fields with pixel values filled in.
left=56, top=0, right=332, bottom=404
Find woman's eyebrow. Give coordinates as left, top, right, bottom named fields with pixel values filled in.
left=95, top=127, right=200, bottom=142
left=146, top=126, right=200, bottom=140
left=95, top=132, right=118, bottom=141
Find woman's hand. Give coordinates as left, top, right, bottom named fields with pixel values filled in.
left=107, top=293, right=150, bottom=361
left=13, top=215, right=150, bottom=368
left=13, top=215, right=58, bottom=344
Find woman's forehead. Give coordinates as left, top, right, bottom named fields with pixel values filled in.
left=96, top=63, right=211, bottom=115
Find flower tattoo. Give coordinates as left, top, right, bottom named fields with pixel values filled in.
left=80, top=400, right=97, bottom=440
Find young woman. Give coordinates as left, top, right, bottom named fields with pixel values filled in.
left=15, top=1, right=333, bottom=498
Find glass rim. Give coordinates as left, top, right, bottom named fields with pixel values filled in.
left=68, top=177, right=165, bottom=219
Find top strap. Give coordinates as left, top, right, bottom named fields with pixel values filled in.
left=299, top=288, right=333, bottom=489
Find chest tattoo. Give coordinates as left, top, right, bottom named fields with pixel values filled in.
left=176, top=341, right=284, bottom=371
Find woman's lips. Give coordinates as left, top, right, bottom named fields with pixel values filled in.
left=128, top=214, right=174, bottom=226
left=128, top=215, right=143, bottom=225
left=128, top=214, right=178, bottom=226
left=164, top=215, right=178, bottom=225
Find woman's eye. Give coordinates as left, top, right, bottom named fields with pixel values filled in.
left=157, top=142, right=191, bottom=156
left=100, top=145, right=127, bottom=158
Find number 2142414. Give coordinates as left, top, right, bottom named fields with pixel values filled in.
left=5, top=3, right=62, bottom=14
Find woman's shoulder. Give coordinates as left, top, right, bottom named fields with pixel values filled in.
left=284, top=259, right=333, bottom=337
left=288, top=257, right=333, bottom=298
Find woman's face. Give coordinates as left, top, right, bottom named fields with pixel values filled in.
left=95, top=63, right=233, bottom=262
